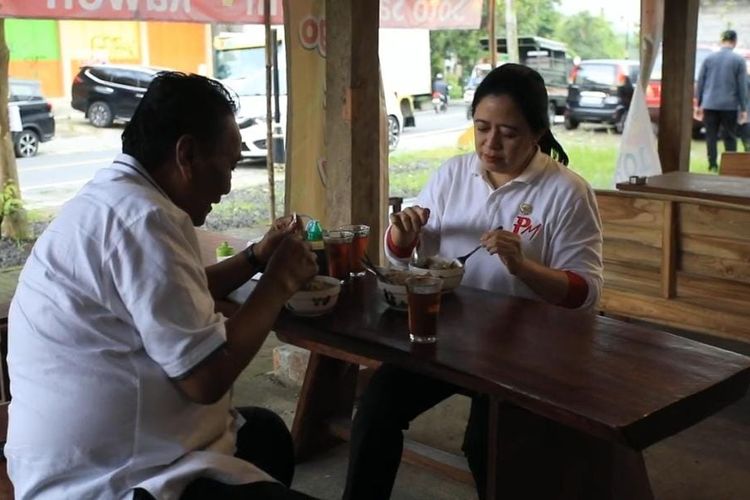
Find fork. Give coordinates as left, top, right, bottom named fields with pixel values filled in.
left=456, top=225, right=503, bottom=265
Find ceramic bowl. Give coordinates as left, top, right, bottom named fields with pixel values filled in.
left=408, top=256, right=465, bottom=292
left=286, top=276, right=342, bottom=316
left=375, top=268, right=412, bottom=311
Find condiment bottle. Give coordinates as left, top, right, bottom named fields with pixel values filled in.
left=305, top=219, right=328, bottom=275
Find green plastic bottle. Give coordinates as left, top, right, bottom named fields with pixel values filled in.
left=305, top=219, right=328, bottom=275
left=216, top=241, right=235, bottom=262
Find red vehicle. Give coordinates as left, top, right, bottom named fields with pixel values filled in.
left=645, top=46, right=716, bottom=137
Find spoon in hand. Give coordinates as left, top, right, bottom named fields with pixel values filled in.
left=456, top=225, right=503, bottom=265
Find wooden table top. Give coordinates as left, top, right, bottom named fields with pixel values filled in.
left=615, top=171, right=750, bottom=206
left=195, top=229, right=750, bottom=450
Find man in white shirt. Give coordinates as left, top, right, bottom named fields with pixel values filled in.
left=7, top=73, right=319, bottom=499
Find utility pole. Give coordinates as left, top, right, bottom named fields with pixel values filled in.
left=505, top=0, right=519, bottom=64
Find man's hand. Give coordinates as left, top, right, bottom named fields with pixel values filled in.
left=694, top=107, right=704, bottom=122
left=262, top=234, right=318, bottom=299
left=254, top=214, right=304, bottom=265
left=389, top=206, right=430, bottom=248
left=480, top=228, right=525, bottom=275
left=739, top=111, right=748, bottom=125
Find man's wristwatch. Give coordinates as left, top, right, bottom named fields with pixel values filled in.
left=243, top=243, right=265, bottom=271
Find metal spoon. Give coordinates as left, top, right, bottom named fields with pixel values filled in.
left=456, top=225, right=503, bottom=265
left=361, top=254, right=392, bottom=283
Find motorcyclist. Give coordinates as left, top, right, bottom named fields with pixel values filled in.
left=432, top=73, right=449, bottom=106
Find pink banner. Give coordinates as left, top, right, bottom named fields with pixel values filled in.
left=0, top=0, right=481, bottom=28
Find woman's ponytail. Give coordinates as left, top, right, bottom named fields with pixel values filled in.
left=539, top=129, right=569, bottom=166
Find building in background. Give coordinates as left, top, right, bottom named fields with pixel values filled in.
left=6, top=18, right=211, bottom=100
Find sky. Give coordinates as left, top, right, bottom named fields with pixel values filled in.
left=558, top=0, right=640, bottom=30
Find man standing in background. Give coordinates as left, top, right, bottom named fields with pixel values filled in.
left=696, top=29, right=748, bottom=171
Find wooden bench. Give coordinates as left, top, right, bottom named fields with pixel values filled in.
left=599, top=174, right=750, bottom=345
left=720, top=151, right=750, bottom=178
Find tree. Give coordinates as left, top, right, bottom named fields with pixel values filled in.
left=0, top=20, right=28, bottom=240
left=554, top=12, right=625, bottom=60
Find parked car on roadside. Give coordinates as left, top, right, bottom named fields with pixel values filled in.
left=564, top=59, right=640, bottom=134
left=71, top=64, right=163, bottom=127
left=9, top=79, right=55, bottom=158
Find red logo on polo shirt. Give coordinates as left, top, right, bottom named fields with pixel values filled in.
left=512, top=216, right=542, bottom=240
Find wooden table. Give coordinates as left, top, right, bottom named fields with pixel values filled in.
left=197, top=230, right=750, bottom=499
left=616, top=171, right=750, bottom=207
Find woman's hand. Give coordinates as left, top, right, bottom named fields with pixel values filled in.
left=480, top=228, right=524, bottom=275
left=389, top=206, right=430, bottom=248
left=254, top=214, right=303, bottom=265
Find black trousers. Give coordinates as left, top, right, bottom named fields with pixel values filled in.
left=343, top=364, right=487, bottom=500
left=134, top=407, right=317, bottom=500
left=704, top=109, right=739, bottom=168
left=343, top=365, right=617, bottom=500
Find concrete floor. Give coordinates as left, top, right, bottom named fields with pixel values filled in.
left=236, top=333, right=750, bottom=500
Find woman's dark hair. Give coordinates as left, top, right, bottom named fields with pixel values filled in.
left=470, top=63, right=569, bottom=165
left=122, top=72, right=237, bottom=172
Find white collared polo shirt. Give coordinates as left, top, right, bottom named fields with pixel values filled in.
left=386, top=150, right=603, bottom=309
left=7, top=154, right=272, bottom=499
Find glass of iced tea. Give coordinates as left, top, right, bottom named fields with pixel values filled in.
left=323, top=230, right=354, bottom=282
left=405, top=275, right=443, bottom=343
left=338, top=224, right=370, bottom=278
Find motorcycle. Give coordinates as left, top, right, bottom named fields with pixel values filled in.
left=432, top=91, right=448, bottom=113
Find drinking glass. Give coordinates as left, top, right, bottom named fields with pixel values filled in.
left=405, top=275, right=443, bottom=343
left=338, top=224, right=370, bottom=277
left=323, top=230, right=354, bottom=281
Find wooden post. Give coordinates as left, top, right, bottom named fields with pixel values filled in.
left=657, top=0, right=699, bottom=173
left=505, top=0, right=519, bottom=64
left=488, top=0, right=497, bottom=68
left=264, top=0, right=277, bottom=223
left=0, top=20, right=27, bottom=240
left=325, top=0, right=385, bottom=259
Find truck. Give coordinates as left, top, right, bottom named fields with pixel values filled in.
left=213, top=26, right=432, bottom=155
left=465, top=36, right=573, bottom=123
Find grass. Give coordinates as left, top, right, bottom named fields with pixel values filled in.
left=389, top=127, right=724, bottom=198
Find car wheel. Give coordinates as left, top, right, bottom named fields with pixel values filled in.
left=14, top=129, right=40, bottom=158
left=564, top=116, right=579, bottom=130
left=388, top=116, right=401, bottom=151
left=88, top=101, right=114, bottom=128
left=615, top=111, right=628, bottom=134
left=548, top=102, right=557, bottom=126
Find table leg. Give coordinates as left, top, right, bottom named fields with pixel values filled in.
left=290, top=352, right=359, bottom=462
left=486, top=398, right=654, bottom=500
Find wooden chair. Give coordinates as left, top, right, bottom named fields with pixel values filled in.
left=719, top=152, right=750, bottom=177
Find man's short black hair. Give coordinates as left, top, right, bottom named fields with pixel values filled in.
left=122, top=72, right=237, bottom=172
left=722, top=30, right=737, bottom=43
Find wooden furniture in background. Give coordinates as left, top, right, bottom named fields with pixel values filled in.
left=719, top=152, right=750, bottom=178
left=599, top=173, right=750, bottom=344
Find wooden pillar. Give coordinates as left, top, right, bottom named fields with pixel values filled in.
left=657, top=0, right=699, bottom=173
left=326, top=0, right=386, bottom=259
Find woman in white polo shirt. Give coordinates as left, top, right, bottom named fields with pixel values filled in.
left=343, top=64, right=603, bottom=500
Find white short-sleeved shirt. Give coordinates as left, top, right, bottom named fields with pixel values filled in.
left=6, top=154, right=273, bottom=500
left=386, top=151, right=603, bottom=309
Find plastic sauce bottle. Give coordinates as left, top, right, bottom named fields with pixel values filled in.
left=305, top=219, right=328, bottom=275
left=216, top=241, right=235, bottom=263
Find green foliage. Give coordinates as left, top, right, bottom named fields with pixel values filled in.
left=554, top=11, right=626, bottom=60
left=0, top=181, right=24, bottom=231
left=498, top=0, right=562, bottom=39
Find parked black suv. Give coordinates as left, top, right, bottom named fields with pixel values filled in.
left=565, top=59, right=640, bottom=133
left=71, top=65, right=162, bottom=127
left=9, top=79, right=55, bottom=158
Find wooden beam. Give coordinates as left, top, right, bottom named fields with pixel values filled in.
left=657, top=0, right=699, bottom=173
left=660, top=201, right=676, bottom=298
left=326, top=0, right=386, bottom=259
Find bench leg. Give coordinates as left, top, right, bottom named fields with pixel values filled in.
left=290, top=352, right=358, bottom=462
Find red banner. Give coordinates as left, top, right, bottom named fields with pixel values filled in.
left=0, top=0, right=481, bottom=28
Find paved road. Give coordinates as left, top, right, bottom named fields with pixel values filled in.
left=17, top=104, right=469, bottom=210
